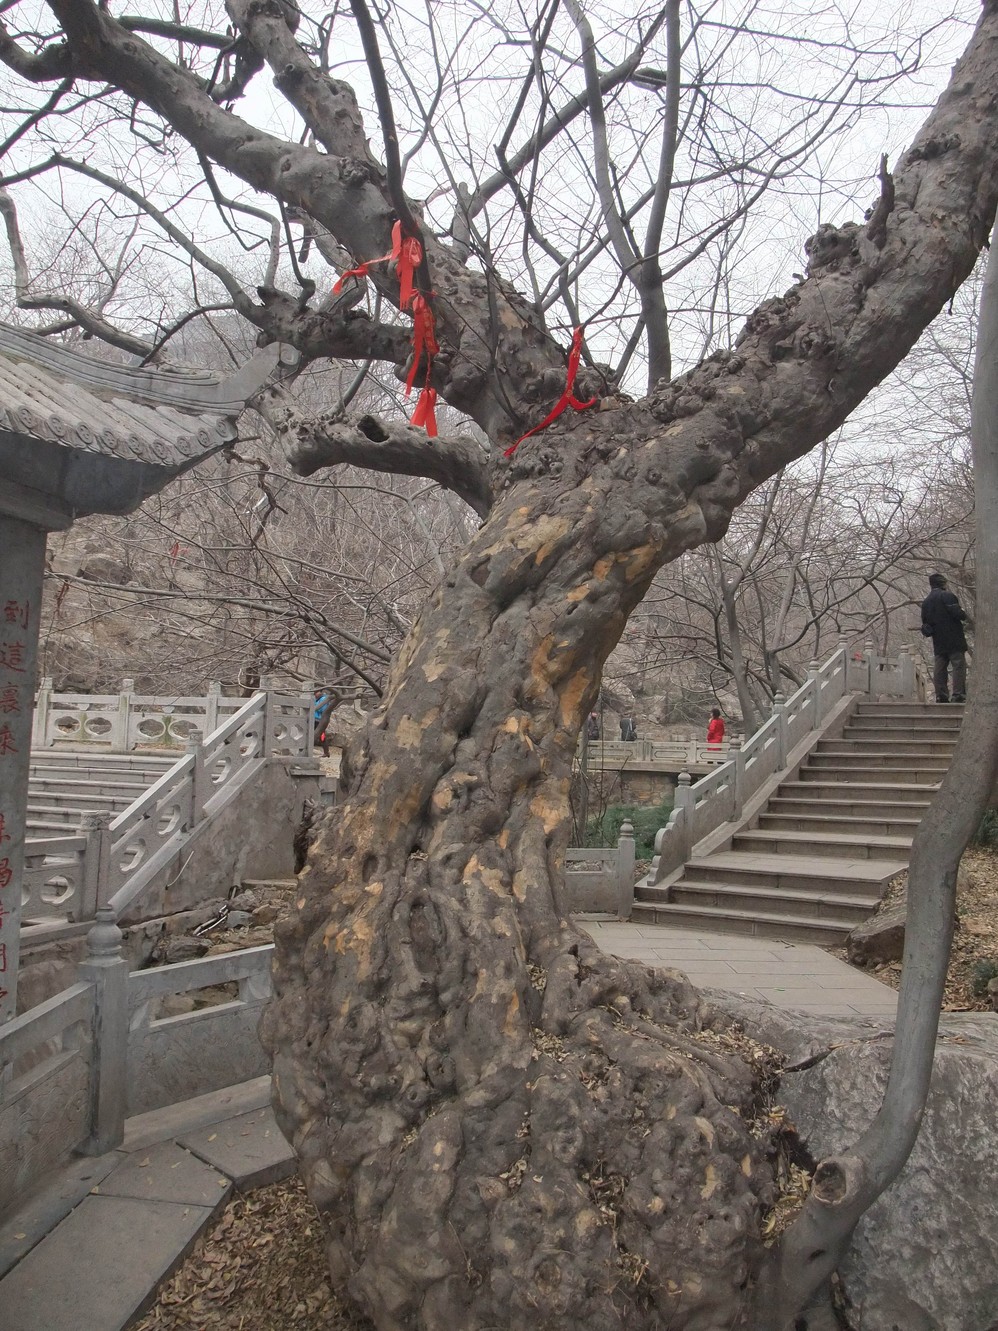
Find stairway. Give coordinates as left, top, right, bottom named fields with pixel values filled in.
left=26, top=751, right=175, bottom=834
left=634, top=701, right=962, bottom=943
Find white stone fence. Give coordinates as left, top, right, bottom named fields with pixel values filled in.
left=0, top=908, right=274, bottom=1217
left=648, top=642, right=932, bottom=886
left=32, top=677, right=248, bottom=751
left=564, top=821, right=636, bottom=918
left=23, top=686, right=312, bottom=925
left=586, top=737, right=733, bottom=769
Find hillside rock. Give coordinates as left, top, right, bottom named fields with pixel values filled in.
left=708, top=993, right=998, bottom=1331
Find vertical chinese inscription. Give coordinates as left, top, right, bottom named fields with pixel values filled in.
left=0, top=520, right=47, bottom=1021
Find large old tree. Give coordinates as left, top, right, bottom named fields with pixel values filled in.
left=4, top=2, right=998, bottom=1326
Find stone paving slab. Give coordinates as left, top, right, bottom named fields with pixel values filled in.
left=0, top=1192, right=217, bottom=1331
left=97, top=1140, right=233, bottom=1208
left=178, top=1105, right=295, bottom=1190
left=0, top=1148, right=125, bottom=1280
left=586, top=921, right=897, bottom=1019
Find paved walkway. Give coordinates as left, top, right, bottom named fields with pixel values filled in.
left=585, top=920, right=898, bottom=1019
left=0, top=923, right=896, bottom=1329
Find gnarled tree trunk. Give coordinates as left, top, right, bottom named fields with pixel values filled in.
left=262, top=465, right=778, bottom=1329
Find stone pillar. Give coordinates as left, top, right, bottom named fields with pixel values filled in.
left=0, top=515, right=47, bottom=1021
left=615, top=819, right=635, bottom=920
left=77, top=906, right=129, bottom=1154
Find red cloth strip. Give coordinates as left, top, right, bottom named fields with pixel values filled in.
left=406, top=294, right=439, bottom=396
left=410, top=385, right=438, bottom=437
left=504, top=326, right=597, bottom=457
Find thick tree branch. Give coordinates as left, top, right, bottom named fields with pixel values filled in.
left=256, top=385, right=493, bottom=518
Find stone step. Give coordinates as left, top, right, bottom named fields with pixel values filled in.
left=817, top=738, right=957, bottom=756
left=662, top=880, right=879, bottom=924
left=797, top=764, right=946, bottom=785
left=27, top=792, right=137, bottom=810
left=850, top=708, right=963, bottom=724
left=776, top=779, right=938, bottom=803
left=28, top=777, right=149, bottom=793
left=732, top=828, right=912, bottom=859
left=844, top=719, right=962, bottom=736
left=811, top=744, right=954, bottom=763
left=681, top=851, right=902, bottom=895
left=758, top=811, right=923, bottom=838
left=767, top=794, right=931, bottom=818
left=629, top=900, right=854, bottom=945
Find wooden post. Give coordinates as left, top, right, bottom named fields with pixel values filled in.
left=77, top=906, right=129, bottom=1154
left=0, top=515, right=47, bottom=1022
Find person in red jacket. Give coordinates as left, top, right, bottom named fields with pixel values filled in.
left=706, top=707, right=725, bottom=751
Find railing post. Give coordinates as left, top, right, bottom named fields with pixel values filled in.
left=79, top=810, right=112, bottom=918
left=33, top=675, right=53, bottom=747
left=186, top=738, right=209, bottom=825
left=772, top=692, right=788, bottom=768
left=260, top=674, right=276, bottom=757
left=808, top=659, right=821, bottom=726
left=205, top=679, right=222, bottom=737
left=615, top=819, right=635, bottom=919
left=730, top=737, right=745, bottom=820
left=114, top=678, right=135, bottom=752
left=675, top=770, right=694, bottom=853
left=899, top=645, right=915, bottom=700
left=77, top=907, right=129, bottom=1155
left=864, top=641, right=876, bottom=697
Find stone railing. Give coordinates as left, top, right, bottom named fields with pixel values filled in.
left=31, top=677, right=248, bottom=752
left=22, top=687, right=311, bottom=926
left=0, top=908, right=274, bottom=1216
left=585, top=737, right=731, bottom=770
left=647, top=642, right=909, bottom=886
left=564, top=821, right=636, bottom=918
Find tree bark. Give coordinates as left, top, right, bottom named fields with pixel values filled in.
left=262, top=471, right=779, bottom=1329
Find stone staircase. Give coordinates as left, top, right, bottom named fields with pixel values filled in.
left=26, top=751, right=175, bottom=836
left=634, top=701, right=962, bottom=943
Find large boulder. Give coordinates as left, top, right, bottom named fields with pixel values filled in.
left=706, top=993, right=998, bottom=1331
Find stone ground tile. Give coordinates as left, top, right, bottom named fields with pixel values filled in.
left=0, top=1149, right=125, bottom=1280
left=0, top=1193, right=217, bottom=1331
left=97, top=1140, right=233, bottom=1208
left=178, top=1105, right=295, bottom=1190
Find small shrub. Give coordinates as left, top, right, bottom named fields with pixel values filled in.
left=587, top=800, right=674, bottom=859
left=973, top=809, right=998, bottom=848
left=969, top=959, right=998, bottom=998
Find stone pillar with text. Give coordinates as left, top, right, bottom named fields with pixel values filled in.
left=0, top=515, right=48, bottom=1021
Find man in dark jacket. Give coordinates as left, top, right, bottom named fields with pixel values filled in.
left=921, top=572, right=968, bottom=703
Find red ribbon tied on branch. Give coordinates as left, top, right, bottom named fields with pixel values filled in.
left=504, top=326, right=597, bottom=457
left=333, top=222, right=439, bottom=438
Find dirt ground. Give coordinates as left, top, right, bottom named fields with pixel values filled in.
left=841, top=845, right=998, bottom=1011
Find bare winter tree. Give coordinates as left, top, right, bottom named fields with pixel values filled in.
left=3, top=3, right=998, bottom=1327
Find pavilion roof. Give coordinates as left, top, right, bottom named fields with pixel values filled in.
left=0, top=322, right=279, bottom=470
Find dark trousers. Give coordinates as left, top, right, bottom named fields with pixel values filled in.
left=933, top=650, right=966, bottom=701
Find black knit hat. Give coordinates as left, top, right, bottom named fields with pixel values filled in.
left=928, top=572, right=947, bottom=589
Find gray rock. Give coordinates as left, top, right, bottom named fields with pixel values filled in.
left=157, top=993, right=197, bottom=1017
left=252, top=903, right=280, bottom=925
left=227, top=890, right=258, bottom=913
left=846, top=903, right=906, bottom=966
left=154, top=934, right=211, bottom=964
left=223, top=909, right=252, bottom=930
left=710, top=994, right=998, bottom=1330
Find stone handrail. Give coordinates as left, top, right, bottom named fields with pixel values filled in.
left=32, top=678, right=247, bottom=752
left=647, top=642, right=873, bottom=886
left=564, top=821, right=636, bottom=918
left=22, top=685, right=311, bottom=926
left=0, top=910, right=275, bottom=1210
left=585, top=737, right=731, bottom=769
